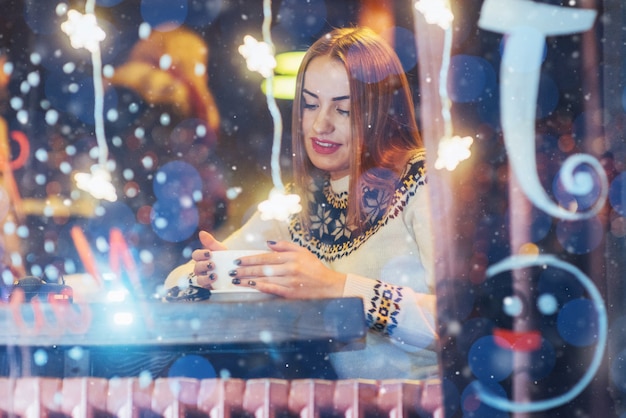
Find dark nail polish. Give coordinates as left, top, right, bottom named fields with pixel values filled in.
left=207, top=262, right=215, bottom=270
left=247, top=280, right=256, bottom=286
left=267, top=240, right=277, bottom=245
left=234, top=259, right=242, bottom=266
left=232, top=278, right=241, bottom=285
left=204, top=251, right=211, bottom=258
left=209, top=273, right=217, bottom=281
left=228, top=269, right=238, bottom=277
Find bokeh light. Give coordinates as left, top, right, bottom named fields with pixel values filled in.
left=610, top=347, right=626, bottom=394
left=24, top=2, right=63, bottom=35
left=167, top=354, right=217, bottom=380
left=150, top=198, right=199, bottom=242
left=86, top=201, right=136, bottom=237
left=140, top=0, right=187, bottom=31
left=273, top=0, right=327, bottom=47
left=555, top=217, right=603, bottom=254
left=96, top=0, right=125, bottom=6
left=448, top=55, right=495, bottom=103
left=185, top=0, right=223, bottom=29
left=382, top=26, right=418, bottom=71
left=152, top=161, right=203, bottom=202
left=557, top=298, right=599, bottom=347
left=463, top=381, right=510, bottom=418
left=468, top=335, right=513, bottom=382
left=609, top=172, right=626, bottom=216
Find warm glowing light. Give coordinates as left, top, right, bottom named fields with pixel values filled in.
left=261, top=75, right=297, bottom=100
left=61, top=10, right=106, bottom=53
left=107, top=289, right=128, bottom=303
left=258, top=188, right=302, bottom=222
left=274, top=51, right=305, bottom=75
left=113, top=311, right=134, bottom=326
left=62, top=2, right=117, bottom=202
left=238, top=35, right=276, bottom=79
left=434, top=135, right=473, bottom=171
left=519, top=242, right=540, bottom=256
left=415, top=0, right=454, bottom=29
left=74, top=165, right=117, bottom=202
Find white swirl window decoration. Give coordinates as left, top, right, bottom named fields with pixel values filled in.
left=478, top=0, right=606, bottom=221
left=476, top=254, right=607, bottom=413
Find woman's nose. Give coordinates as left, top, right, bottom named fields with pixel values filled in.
left=312, top=107, right=333, bottom=134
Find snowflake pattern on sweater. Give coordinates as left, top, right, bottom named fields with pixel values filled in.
left=288, top=150, right=427, bottom=335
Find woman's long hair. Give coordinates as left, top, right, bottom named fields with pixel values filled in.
left=291, top=26, right=423, bottom=232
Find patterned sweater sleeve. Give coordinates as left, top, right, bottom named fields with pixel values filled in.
left=341, top=183, right=437, bottom=349
left=342, top=274, right=437, bottom=348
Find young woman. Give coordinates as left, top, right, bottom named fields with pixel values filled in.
left=185, top=27, right=437, bottom=380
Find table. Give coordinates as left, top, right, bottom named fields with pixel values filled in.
left=0, top=296, right=367, bottom=379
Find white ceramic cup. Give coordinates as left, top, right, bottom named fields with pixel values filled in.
left=209, top=250, right=270, bottom=292
left=164, top=250, right=270, bottom=292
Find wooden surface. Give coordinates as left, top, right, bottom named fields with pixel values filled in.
left=0, top=297, right=367, bottom=352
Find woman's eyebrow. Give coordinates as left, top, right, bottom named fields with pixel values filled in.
left=303, top=89, right=350, bottom=101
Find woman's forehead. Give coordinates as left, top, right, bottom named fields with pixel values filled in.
left=303, top=56, right=350, bottom=96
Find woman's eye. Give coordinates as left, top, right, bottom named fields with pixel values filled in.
left=337, top=108, right=349, bottom=116
left=302, top=102, right=317, bottom=110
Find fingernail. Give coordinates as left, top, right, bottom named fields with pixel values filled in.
left=207, top=262, right=215, bottom=270
left=209, top=273, right=217, bottom=281
left=228, top=269, right=238, bottom=277
left=204, top=251, right=211, bottom=258
left=232, top=278, right=241, bottom=285
left=247, top=280, right=256, bottom=286
left=267, top=240, right=277, bottom=245
left=234, top=259, right=242, bottom=266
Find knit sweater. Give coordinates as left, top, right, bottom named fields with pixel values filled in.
left=222, top=150, right=438, bottom=380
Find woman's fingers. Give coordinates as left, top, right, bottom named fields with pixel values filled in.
left=191, top=249, right=212, bottom=262
left=199, top=230, right=228, bottom=251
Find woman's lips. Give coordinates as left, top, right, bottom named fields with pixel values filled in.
left=311, top=137, right=341, bottom=154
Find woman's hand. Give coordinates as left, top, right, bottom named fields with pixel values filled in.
left=229, top=240, right=347, bottom=299
left=191, top=231, right=228, bottom=287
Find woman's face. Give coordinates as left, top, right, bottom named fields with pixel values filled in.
left=301, top=55, right=352, bottom=180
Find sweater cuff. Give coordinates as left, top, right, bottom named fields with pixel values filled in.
left=342, top=273, right=378, bottom=299
left=343, top=273, right=403, bottom=336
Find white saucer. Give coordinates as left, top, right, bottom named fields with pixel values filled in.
left=210, top=289, right=277, bottom=302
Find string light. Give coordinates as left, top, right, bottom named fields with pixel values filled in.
left=415, top=0, right=474, bottom=171
left=74, top=165, right=117, bottom=202
left=61, top=0, right=117, bottom=201
left=414, top=0, right=454, bottom=29
left=238, top=35, right=276, bottom=79
left=434, top=135, right=474, bottom=171
left=238, top=0, right=302, bottom=221
left=258, top=188, right=302, bottom=222
left=60, top=10, right=105, bottom=53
